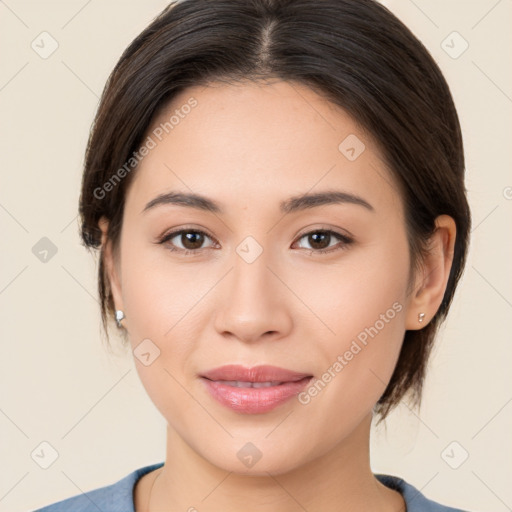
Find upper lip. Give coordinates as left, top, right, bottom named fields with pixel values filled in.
left=200, top=365, right=312, bottom=383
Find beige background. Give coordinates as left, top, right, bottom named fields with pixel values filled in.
left=1, top=1, right=511, bottom=511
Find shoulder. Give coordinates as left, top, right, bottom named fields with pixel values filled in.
left=30, top=462, right=165, bottom=512
left=376, top=474, right=470, bottom=512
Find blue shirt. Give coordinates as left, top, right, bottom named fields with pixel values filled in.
left=31, top=461, right=468, bottom=511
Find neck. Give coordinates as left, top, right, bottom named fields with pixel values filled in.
left=145, top=413, right=405, bottom=512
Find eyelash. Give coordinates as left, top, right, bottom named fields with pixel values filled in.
left=157, top=227, right=354, bottom=256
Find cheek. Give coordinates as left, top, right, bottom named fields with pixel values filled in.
left=119, top=231, right=208, bottom=341
left=292, top=233, right=409, bottom=346
left=291, top=235, right=410, bottom=408
left=117, top=235, right=210, bottom=406
left=118, top=244, right=207, bottom=425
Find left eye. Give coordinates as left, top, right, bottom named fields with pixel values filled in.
left=293, top=229, right=353, bottom=254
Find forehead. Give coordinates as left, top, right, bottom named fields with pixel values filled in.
left=126, top=80, right=399, bottom=214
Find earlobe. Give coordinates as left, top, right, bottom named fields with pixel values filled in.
left=405, top=215, right=456, bottom=330
left=98, top=216, right=124, bottom=313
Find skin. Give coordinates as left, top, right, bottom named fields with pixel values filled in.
left=99, top=79, right=456, bottom=511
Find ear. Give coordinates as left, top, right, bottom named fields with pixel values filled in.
left=405, top=215, right=456, bottom=330
left=98, top=216, right=124, bottom=313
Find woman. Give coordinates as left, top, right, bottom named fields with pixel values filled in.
left=33, top=0, right=471, bottom=510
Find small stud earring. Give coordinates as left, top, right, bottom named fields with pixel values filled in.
left=418, top=312, right=425, bottom=323
left=115, top=310, right=125, bottom=328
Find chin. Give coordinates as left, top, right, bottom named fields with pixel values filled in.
left=190, top=432, right=318, bottom=476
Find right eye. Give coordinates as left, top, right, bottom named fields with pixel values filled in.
left=158, top=228, right=218, bottom=255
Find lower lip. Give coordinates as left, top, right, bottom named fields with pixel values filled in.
left=201, top=377, right=312, bottom=414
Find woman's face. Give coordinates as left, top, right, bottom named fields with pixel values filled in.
left=105, top=80, right=418, bottom=474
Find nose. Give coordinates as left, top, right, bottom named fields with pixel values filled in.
left=213, top=247, right=293, bottom=344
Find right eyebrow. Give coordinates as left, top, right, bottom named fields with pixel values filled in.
left=142, top=191, right=223, bottom=215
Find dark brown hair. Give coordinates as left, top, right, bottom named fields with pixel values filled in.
left=78, top=0, right=471, bottom=420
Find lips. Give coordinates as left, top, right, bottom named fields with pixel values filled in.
left=213, top=380, right=283, bottom=388
left=200, top=365, right=313, bottom=414
left=200, top=364, right=312, bottom=384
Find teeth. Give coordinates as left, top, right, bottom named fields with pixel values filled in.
left=220, top=380, right=283, bottom=388
left=252, top=381, right=282, bottom=388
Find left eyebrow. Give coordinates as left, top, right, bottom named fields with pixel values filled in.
left=280, top=190, right=374, bottom=214
left=141, top=189, right=374, bottom=215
